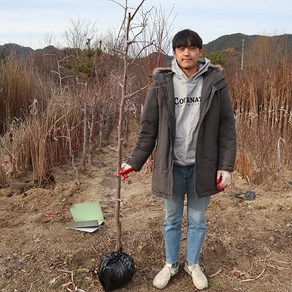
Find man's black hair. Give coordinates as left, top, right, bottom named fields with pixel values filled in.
left=172, top=29, right=203, bottom=51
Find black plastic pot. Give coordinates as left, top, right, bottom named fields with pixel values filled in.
left=98, top=250, right=135, bottom=291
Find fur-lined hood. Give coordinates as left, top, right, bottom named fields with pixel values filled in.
left=151, top=58, right=223, bottom=79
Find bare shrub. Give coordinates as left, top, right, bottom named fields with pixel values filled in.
left=0, top=164, right=8, bottom=188
left=0, top=119, right=27, bottom=178
left=0, top=55, right=47, bottom=135
left=0, top=89, right=84, bottom=185
left=235, top=113, right=290, bottom=184
left=227, top=36, right=292, bottom=184
left=62, top=18, right=100, bottom=50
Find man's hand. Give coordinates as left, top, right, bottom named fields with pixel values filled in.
left=115, top=163, right=135, bottom=180
left=216, top=170, right=232, bottom=190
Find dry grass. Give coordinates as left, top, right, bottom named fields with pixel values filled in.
left=0, top=39, right=291, bottom=187
left=225, top=37, right=291, bottom=184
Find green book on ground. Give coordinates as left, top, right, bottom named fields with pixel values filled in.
left=66, top=201, right=104, bottom=232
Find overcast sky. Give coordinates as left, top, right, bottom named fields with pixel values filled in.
left=0, top=0, right=291, bottom=49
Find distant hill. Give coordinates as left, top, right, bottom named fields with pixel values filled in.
left=0, top=43, right=34, bottom=59
left=1, top=33, right=291, bottom=59
left=0, top=43, right=58, bottom=59
left=203, top=33, right=292, bottom=52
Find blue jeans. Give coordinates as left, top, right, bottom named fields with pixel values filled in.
left=163, top=165, right=210, bottom=265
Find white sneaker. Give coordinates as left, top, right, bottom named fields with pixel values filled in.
left=184, top=262, right=208, bottom=290
left=153, top=262, right=179, bottom=289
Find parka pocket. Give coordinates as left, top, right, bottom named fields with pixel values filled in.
left=152, top=168, right=172, bottom=197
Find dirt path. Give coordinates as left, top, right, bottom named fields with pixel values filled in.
left=0, top=146, right=291, bottom=291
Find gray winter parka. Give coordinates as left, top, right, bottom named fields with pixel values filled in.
left=127, top=65, right=236, bottom=199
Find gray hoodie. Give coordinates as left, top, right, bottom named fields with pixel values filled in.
left=171, top=57, right=211, bottom=166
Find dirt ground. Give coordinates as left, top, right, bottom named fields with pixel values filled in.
left=0, top=145, right=291, bottom=292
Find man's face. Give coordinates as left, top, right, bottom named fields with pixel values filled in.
left=173, top=45, right=203, bottom=77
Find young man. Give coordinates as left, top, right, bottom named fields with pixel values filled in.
left=118, top=29, right=236, bottom=290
